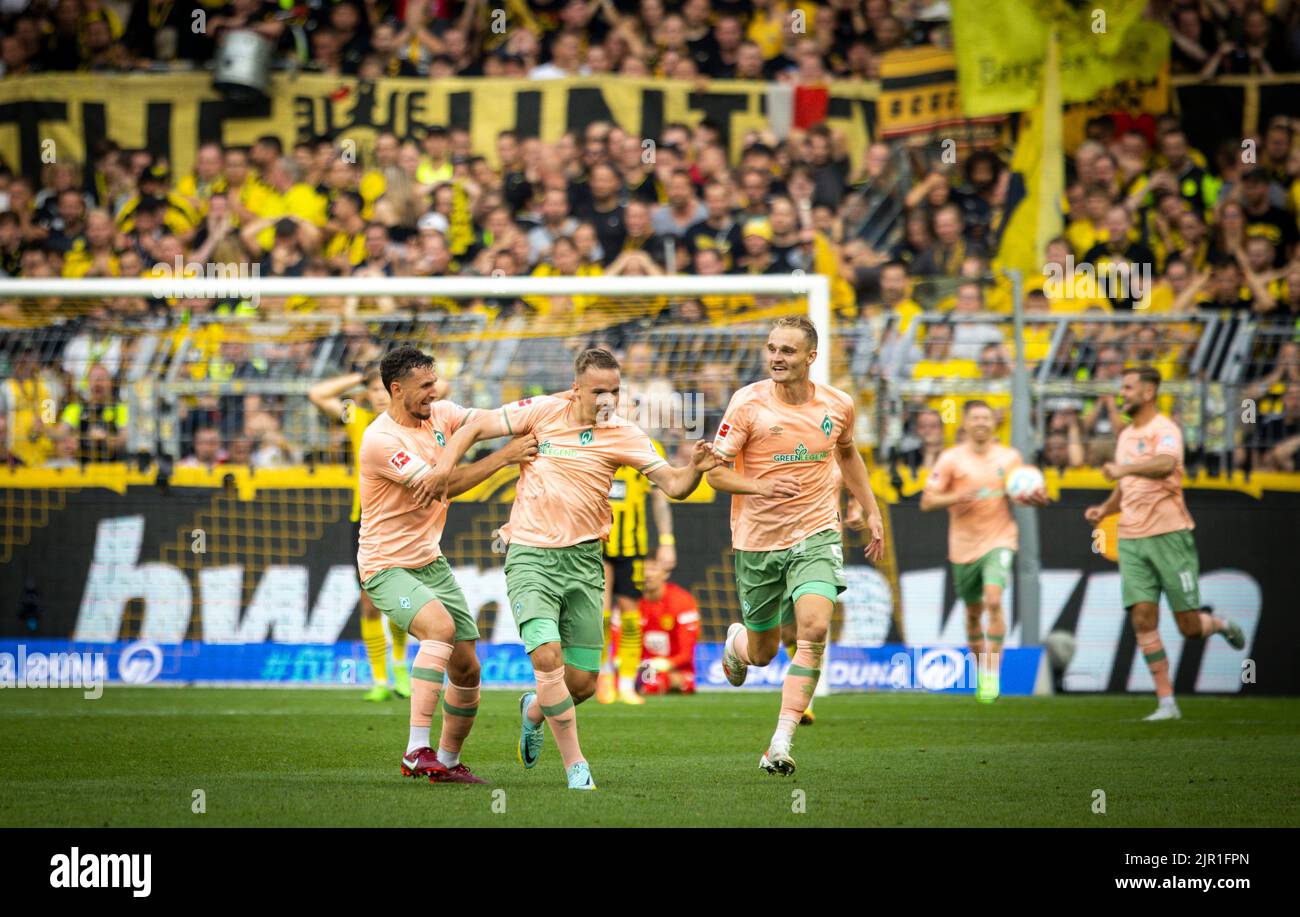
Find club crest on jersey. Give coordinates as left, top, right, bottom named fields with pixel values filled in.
left=579, top=428, right=594, bottom=446
left=821, top=413, right=832, bottom=437
left=773, top=442, right=828, bottom=463
left=435, top=431, right=446, bottom=447
left=389, top=450, right=412, bottom=470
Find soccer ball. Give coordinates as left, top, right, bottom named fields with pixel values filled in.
left=1004, top=465, right=1045, bottom=502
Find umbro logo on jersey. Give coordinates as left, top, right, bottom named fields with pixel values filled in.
left=390, top=450, right=411, bottom=470
left=769, top=425, right=784, bottom=435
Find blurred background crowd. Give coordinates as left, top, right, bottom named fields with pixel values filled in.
left=1, top=0, right=1299, bottom=479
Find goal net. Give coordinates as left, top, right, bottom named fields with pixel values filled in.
left=0, top=273, right=894, bottom=685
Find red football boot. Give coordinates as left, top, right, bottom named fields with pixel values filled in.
left=401, top=746, right=447, bottom=779
left=433, top=762, right=489, bottom=784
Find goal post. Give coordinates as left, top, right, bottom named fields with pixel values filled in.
left=0, top=271, right=863, bottom=678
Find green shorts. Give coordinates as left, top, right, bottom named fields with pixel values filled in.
left=951, top=547, right=1015, bottom=606
left=1118, top=529, right=1201, bottom=611
left=505, top=541, right=605, bottom=672
left=361, top=557, right=479, bottom=642
left=733, top=529, right=847, bottom=632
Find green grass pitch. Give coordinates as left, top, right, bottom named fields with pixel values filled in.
left=2, top=688, right=1296, bottom=827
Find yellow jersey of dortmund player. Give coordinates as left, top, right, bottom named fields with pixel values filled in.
left=346, top=403, right=378, bottom=523
left=604, top=439, right=666, bottom=559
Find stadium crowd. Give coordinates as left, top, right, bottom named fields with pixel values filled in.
left=1, top=0, right=1300, bottom=475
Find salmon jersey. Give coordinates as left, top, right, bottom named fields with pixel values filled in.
left=497, top=395, right=668, bottom=548
left=639, top=582, right=700, bottom=672
left=712, top=379, right=856, bottom=551
left=1115, top=413, right=1194, bottom=539
left=356, top=402, right=474, bottom=582
left=924, top=441, right=1021, bottom=564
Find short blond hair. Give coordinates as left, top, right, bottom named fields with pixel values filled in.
left=771, top=315, right=817, bottom=350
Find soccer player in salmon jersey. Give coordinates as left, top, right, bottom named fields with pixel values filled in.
left=920, top=400, right=1046, bottom=703
left=427, top=348, right=718, bottom=790
left=1084, top=366, right=1245, bottom=721
left=358, top=346, right=539, bottom=784
left=709, top=316, right=886, bottom=777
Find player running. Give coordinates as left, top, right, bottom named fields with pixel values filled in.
left=427, top=348, right=718, bottom=790
left=310, top=364, right=417, bottom=702
left=920, top=400, right=1046, bottom=703
left=358, top=346, right=538, bottom=784
left=709, top=316, right=885, bottom=777
left=1084, top=366, right=1245, bottom=721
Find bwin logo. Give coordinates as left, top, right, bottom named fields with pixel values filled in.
left=50, top=847, right=151, bottom=897
left=118, top=642, right=163, bottom=685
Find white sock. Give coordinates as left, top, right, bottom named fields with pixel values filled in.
left=618, top=675, right=635, bottom=693
left=406, top=726, right=431, bottom=754
left=772, top=715, right=798, bottom=748
left=1160, top=695, right=1178, bottom=708
left=436, top=747, right=459, bottom=768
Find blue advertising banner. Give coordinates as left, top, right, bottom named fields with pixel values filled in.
left=0, top=639, right=1043, bottom=695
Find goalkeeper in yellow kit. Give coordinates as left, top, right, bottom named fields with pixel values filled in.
left=598, top=442, right=677, bottom=705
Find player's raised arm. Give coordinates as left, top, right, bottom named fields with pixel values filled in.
left=643, top=439, right=720, bottom=499
left=834, top=438, right=885, bottom=562
left=308, top=371, right=365, bottom=422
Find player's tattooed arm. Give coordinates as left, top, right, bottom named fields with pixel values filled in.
left=427, top=409, right=514, bottom=497
left=705, top=463, right=801, bottom=498
left=444, top=433, right=538, bottom=497
left=646, top=441, right=720, bottom=500
left=835, top=440, right=885, bottom=563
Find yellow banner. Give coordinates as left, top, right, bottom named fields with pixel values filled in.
left=0, top=73, right=877, bottom=181
left=1062, top=68, right=1170, bottom=153
left=996, top=34, right=1064, bottom=278
left=951, top=0, right=1169, bottom=117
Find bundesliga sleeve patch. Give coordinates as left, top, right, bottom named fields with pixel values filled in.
left=389, top=450, right=412, bottom=471
left=714, top=421, right=732, bottom=443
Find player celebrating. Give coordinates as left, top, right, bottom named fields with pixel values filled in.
left=311, top=364, right=412, bottom=702
left=427, top=348, right=718, bottom=790
left=634, top=559, right=700, bottom=695
left=920, top=401, right=1045, bottom=703
left=709, top=316, right=885, bottom=776
left=597, top=450, right=677, bottom=706
left=1084, top=366, right=1244, bottom=721
left=358, top=346, right=538, bottom=783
